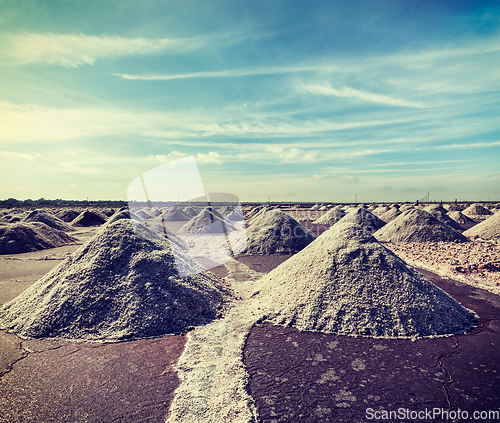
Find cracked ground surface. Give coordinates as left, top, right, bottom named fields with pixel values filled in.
left=243, top=268, right=500, bottom=423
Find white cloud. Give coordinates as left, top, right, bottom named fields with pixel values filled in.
left=303, top=82, right=425, bottom=108
left=149, top=151, right=187, bottom=162
left=0, top=33, right=193, bottom=67
left=196, top=151, right=223, bottom=164
left=266, top=146, right=319, bottom=163
left=312, top=173, right=359, bottom=183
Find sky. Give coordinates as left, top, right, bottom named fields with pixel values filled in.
left=1, top=0, right=499, bottom=203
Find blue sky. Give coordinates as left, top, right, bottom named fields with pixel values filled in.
left=1, top=0, right=499, bottom=203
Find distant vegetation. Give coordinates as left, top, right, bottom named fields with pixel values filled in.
left=0, top=198, right=127, bottom=207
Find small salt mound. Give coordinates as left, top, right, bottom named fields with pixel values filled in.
left=233, top=209, right=315, bottom=255
left=217, top=205, right=244, bottom=222
left=447, top=203, right=464, bottom=211
left=0, top=220, right=233, bottom=341
left=71, top=210, right=106, bottom=227
left=0, top=222, right=77, bottom=255
left=178, top=207, right=236, bottom=234
left=55, top=209, right=81, bottom=223
left=102, top=208, right=117, bottom=217
left=426, top=209, right=463, bottom=231
left=161, top=206, right=191, bottom=221
left=447, top=211, right=475, bottom=225
left=252, top=222, right=476, bottom=338
left=399, top=204, right=414, bottom=212
left=312, top=206, right=346, bottom=225
left=463, top=203, right=492, bottom=217
left=135, top=209, right=152, bottom=220
left=23, top=210, right=74, bottom=232
left=425, top=204, right=448, bottom=214
left=246, top=205, right=271, bottom=223
left=463, top=212, right=500, bottom=240
left=379, top=207, right=401, bottom=223
left=335, top=207, right=386, bottom=233
left=374, top=209, right=469, bottom=243
left=183, top=206, right=200, bottom=218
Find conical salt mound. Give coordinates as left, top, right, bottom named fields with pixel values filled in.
left=0, top=220, right=233, bottom=341
left=374, top=209, right=469, bottom=243
left=0, top=222, right=77, bottom=255
left=463, top=212, right=500, bottom=240
left=426, top=209, right=463, bottom=231
left=23, top=210, right=74, bottom=232
left=312, top=206, right=346, bottom=225
left=425, top=204, right=448, bottom=214
left=379, top=207, right=401, bottom=223
left=55, top=209, right=81, bottom=223
left=106, top=208, right=140, bottom=225
left=252, top=222, right=476, bottom=338
left=463, top=203, right=492, bottom=217
left=161, top=206, right=190, bottom=221
left=446, top=203, right=464, bottom=211
left=178, top=207, right=236, bottom=234
left=234, top=209, right=316, bottom=255
left=335, top=207, right=386, bottom=233
left=71, top=210, right=106, bottom=227
left=135, top=209, right=152, bottom=220
left=447, top=211, right=475, bottom=225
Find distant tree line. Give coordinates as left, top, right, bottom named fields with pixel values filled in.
left=0, top=198, right=127, bottom=207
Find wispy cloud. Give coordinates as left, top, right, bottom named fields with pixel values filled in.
left=196, top=151, right=224, bottom=164
left=0, top=33, right=199, bottom=67
left=303, top=82, right=426, bottom=108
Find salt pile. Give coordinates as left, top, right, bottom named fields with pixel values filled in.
left=179, top=207, right=236, bottom=234
left=55, top=209, right=81, bottom=223
left=374, top=209, right=469, bottom=243
left=0, top=220, right=233, bottom=341
left=183, top=206, right=200, bottom=218
left=251, top=222, right=476, bottom=338
left=379, top=207, right=401, bottom=223
left=425, top=208, right=463, bottom=231
left=447, top=211, right=475, bottom=225
left=312, top=205, right=346, bottom=225
left=161, top=206, right=191, bottom=221
left=0, top=222, right=77, bottom=255
left=463, top=203, right=492, bottom=217
left=335, top=207, right=386, bottom=233
left=447, top=203, right=464, bottom=212
left=135, top=209, right=152, bottom=220
left=106, top=208, right=140, bottom=225
left=463, top=212, right=500, bottom=240
left=71, top=210, right=106, bottom=227
left=233, top=209, right=315, bottom=255
left=22, top=210, right=74, bottom=232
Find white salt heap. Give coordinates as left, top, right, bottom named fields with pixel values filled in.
left=447, top=211, right=475, bottom=225
left=22, top=210, right=74, bottom=232
left=312, top=205, right=346, bottom=225
left=251, top=222, right=477, bottom=338
left=374, top=209, right=469, bottom=243
left=0, top=220, right=233, bottom=341
left=463, top=203, right=492, bottom=217
left=335, top=207, right=386, bottom=233
left=463, top=212, right=500, bottom=240
left=161, top=206, right=191, bottom=221
left=0, top=222, right=77, bottom=255
left=179, top=207, right=237, bottom=234
left=233, top=209, right=315, bottom=255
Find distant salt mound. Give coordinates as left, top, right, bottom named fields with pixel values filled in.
left=335, top=207, right=386, bottom=233
left=135, top=209, right=152, bottom=220
left=55, top=209, right=81, bottom=223
left=218, top=205, right=244, bottom=222
left=0, top=220, right=233, bottom=341
left=161, top=206, right=191, bottom=221
left=178, top=207, right=236, bottom=234
left=0, top=222, right=77, bottom=255
left=106, top=208, right=140, bottom=225
left=252, top=222, right=476, bottom=338
left=234, top=209, right=315, bottom=255
left=23, top=210, right=74, bottom=232
left=379, top=207, right=401, bottom=223
left=447, top=211, right=475, bottom=225
left=374, top=209, right=469, bottom=243
left=425, top=204, right=448, bottom=214
left=71, top=210, right=106, bottom=227
left=463, top=212, right=500, bottom=240
left=446, top=203, right=464, bottom=212
left=183, top=206, right=200, bottom=218
left=426, top=208, right=463, bottom=231
left=312, top=206, right=346, bottom=225
left=246, top=205, right=271, bottom=224
left=463, top=203, right=492, bottom=217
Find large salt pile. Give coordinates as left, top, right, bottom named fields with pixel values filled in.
left=335, top=207, right=386, bottom=234
left=425, top=207, right=463, bottom=231
left=447, top=211, right=475, bottom=225
left=23, top=210, right=74, bottom=232
left=463, top=212, right=500, bottom=240
left=251, top=222, right=476, bottom=338
left=312, top=205, right=346, bottom=225
left=0, top=220, right=233, bottom=341
left=233, top=209, right=315, bottom=255
left=71, top=210, right=106, bottom=227
left=379, top=206, right=401, bottom=223
left=0, top=223, right=77, bottom=255
left=463, top=203, right=493, bottom=218
left=374, top=209, right=469, bottom=243
left=178, top=207, right=236, bottom=234
left=55, top=209, right=81, bottom=223
left=161, top=206, right=191, bottom=221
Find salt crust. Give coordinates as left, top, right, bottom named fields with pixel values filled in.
left=0, top=220, right=233, bottom=341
